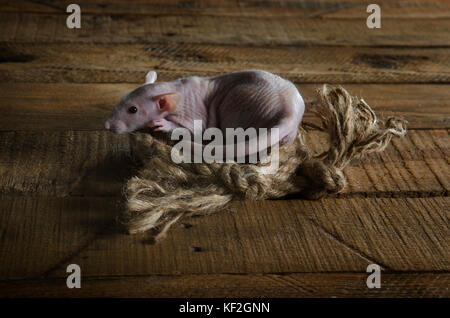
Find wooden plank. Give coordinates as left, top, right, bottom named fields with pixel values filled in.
left=0, top=83, right=448, bottom=130
left=0, top=131, right=134, bottom=196
left=1, top=0, right=449, bottom=18
left=0, top=130, right=447, bottom=196
left=0, top=273, right=448, bottom=298
left=406, top=129, right=450, bottom=193
left=0, top=83, right=136, bottom=131
left=1, top=44, right=449, bottom=84
left=0, top=197, right=447, bottom=280
left=0, top=196, right=118, bottom=280
left=306, top=129, right=450, bottom=197
left=1, top=13, right=449, bottom=46
left=289, top=197, right=450, bottom=272
left=0, top=197, right=369, bottom=280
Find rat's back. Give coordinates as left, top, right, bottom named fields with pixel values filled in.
left=206, top=70, right=305, bottom=144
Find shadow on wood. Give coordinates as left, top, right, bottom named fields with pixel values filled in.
left=69, top=148, right=140, bottom=197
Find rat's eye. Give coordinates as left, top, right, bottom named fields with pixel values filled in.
left=128, top=106, right=138, bottom=114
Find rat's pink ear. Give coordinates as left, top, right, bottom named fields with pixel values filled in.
left=144, top=71, right=157, bottom=84
left=153, top=92, right=181, bottom=113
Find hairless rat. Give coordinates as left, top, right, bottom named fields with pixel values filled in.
left=105, top=70, right=305, bottom=158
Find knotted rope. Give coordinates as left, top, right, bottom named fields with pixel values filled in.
left=122, top=85, right=407, bottom=240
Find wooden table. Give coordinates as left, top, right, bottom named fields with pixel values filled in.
left=0, top=0, right=448, bottom=297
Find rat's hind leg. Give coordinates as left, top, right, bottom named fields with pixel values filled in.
left=271, top=118, right=299, bottom=146
left=280, top=130, right=298, bottom=145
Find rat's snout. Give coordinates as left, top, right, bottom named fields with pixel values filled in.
left=104, top=119, right=127, bottom=134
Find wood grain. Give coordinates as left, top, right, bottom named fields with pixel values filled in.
left=0, top=196, right=119, bottom=280
left=1, top=44, right=449, bottom=84
left=307, top=129, right=450, bottom=197
left=0, top=131, right=134, bottom=196
left=0, top=197, right=448, bottom=281
left=1, top=273, right=448, bottom=298
left=289, top=198, right=449, bottom=272
left=0, top=0, right=448, bottom=299
left=0, top=130, right=447, bottom=197
left=1, top=13, right=449, bottom=46
left=1, top=0, right=449, bottom=18
left=0, top=197, right=367, bottom=280
left=0, top=83, right=448, bottom=130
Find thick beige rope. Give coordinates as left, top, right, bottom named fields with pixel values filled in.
left=122, top=85, right=407, bottom=240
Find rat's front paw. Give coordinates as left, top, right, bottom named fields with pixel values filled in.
left=149, top=119, right=178, bottom=133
